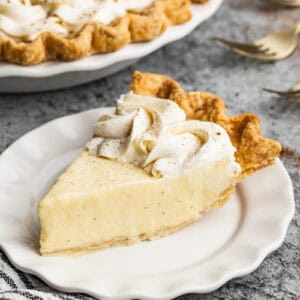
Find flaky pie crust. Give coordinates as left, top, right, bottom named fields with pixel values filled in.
left=130, top=71, right=282, bottom=177
left=0, top=0, right=208, bottom=65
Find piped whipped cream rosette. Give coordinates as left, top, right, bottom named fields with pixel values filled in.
left=86, top=92, right=241, bottom=178
left=0, top=0, right=155, bottom=41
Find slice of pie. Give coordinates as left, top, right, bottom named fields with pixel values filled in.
left=38, top=72, right=281, bottom=256
left=0, top=0, right=209, bottom=65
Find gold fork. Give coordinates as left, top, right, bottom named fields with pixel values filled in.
left=266, top=0, right=300, bottom=7
left=215, top=22, right=300, bottom=61
left=263, top=82, right=300, bottom=102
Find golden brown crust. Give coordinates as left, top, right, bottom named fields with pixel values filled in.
left=0, top=0, right=206, bottom=65
left=130, top=71, right=282, bottom=176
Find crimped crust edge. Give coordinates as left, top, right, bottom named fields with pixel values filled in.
left=130, top=71, right=282, bottom=177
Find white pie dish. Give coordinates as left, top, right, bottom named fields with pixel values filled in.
left=0, top=0, right=223, bottom=93
left=0, top=107, right=294, bottom=300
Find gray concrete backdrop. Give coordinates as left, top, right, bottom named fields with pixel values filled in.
left=0, top=0, right=299, bottom=299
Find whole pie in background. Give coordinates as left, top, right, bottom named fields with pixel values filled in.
left=0, top=0, right=209, bottom=65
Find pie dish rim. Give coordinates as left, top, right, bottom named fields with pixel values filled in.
left=0, top=0, right=224, bottom=80
left=0, top=0, right=209, bottom=65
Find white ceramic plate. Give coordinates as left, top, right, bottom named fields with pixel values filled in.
left=0, top=107, right=294, bottom=300
left=0, top=0, right=223, bottom=93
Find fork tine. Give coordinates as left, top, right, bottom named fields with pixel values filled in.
left=214, top=38, right=267, bottom=54
left=263, top=88, right=300, bottom=96
left=263, top=87, right=300, bottom=102
left=215, top=38, right=280, bottom=58
left=214, top=38, right=259, bottom=50
left=232, top=46, right=279, bottom=59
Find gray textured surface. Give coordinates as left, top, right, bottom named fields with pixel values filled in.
left=0, top=0, right=299, bottom=299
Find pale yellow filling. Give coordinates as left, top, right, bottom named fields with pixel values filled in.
left=39, top=151, right=238, bottom=255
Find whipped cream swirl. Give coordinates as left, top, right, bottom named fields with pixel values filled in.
left=86, top=92, right=241, bottom=179
left=0, top=0, right=154, bottom=41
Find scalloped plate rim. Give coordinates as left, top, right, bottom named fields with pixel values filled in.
left=0, top=107, right=295, bottom=300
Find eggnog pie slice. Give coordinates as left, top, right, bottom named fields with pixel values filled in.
left=38, top=72, right=281, bottom=256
